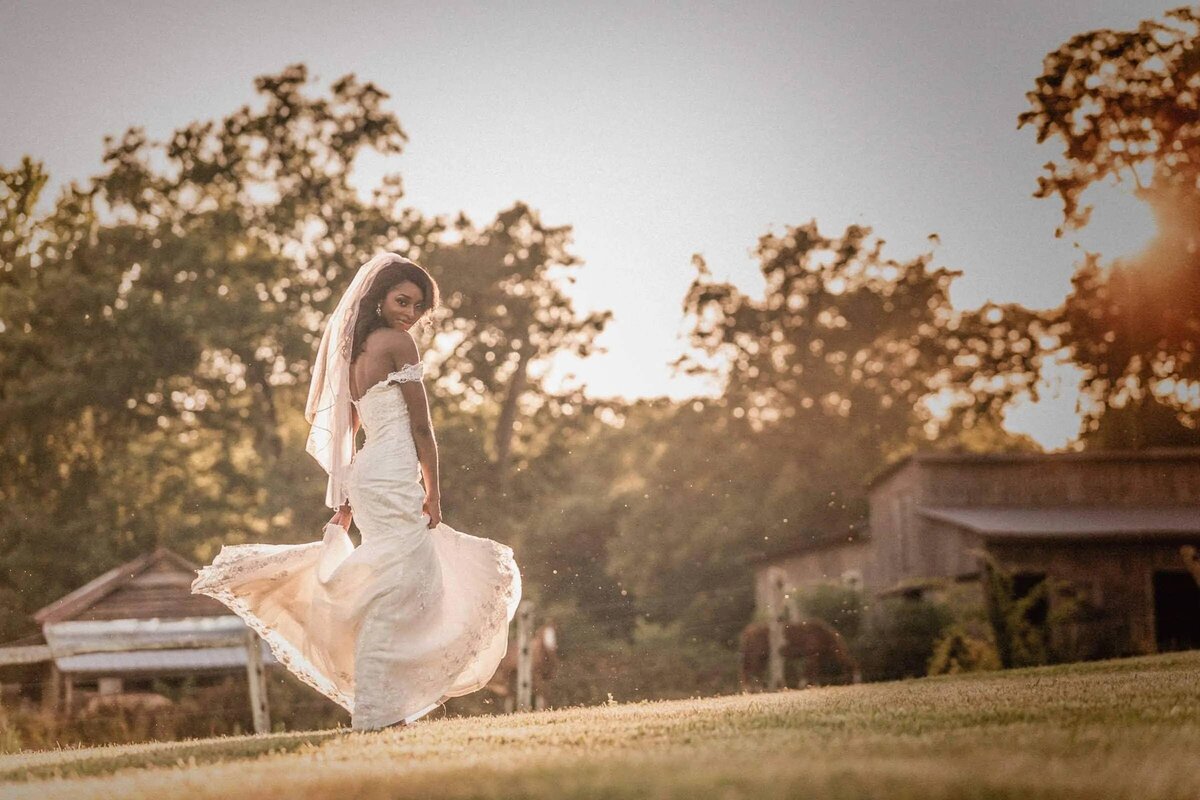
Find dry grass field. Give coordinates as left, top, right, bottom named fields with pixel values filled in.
left=1, top=650, right=1197, bottom=800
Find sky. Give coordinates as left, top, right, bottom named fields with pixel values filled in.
left=0, top=1, right=1174, bottom=447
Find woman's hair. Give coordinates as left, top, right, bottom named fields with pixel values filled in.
left=350, top=260, right=441, bottom=361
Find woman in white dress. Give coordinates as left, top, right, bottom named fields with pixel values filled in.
left=191, top=253, right=522, bottom=731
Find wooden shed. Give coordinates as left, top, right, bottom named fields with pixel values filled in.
left=754, top=448, right=1200, bottom=658
left=0, top=547, right=274, bottom=728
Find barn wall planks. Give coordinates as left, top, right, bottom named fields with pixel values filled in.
left=754, top=449, right=1200, bottom=659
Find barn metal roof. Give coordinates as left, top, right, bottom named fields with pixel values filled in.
left=43, top=616, right=276, bottom=674
left=55, top=643, right=277, bottom=675
left=918, top=506, right=1200, bottom=539
left=44, top=615, right=246, bottom=647
left=869, top=447, right=1200, bottom=490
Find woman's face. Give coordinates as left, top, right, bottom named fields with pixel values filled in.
left=379, top=280, right=428, bottom=331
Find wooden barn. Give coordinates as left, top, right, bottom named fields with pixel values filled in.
left=0, top=547, right=274, bottom=730
left=754, top=448, right=1200, bottom=658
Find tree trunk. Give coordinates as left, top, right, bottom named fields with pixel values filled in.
left=494, top=344, right=531, bottom=481
left=245, top=358, right=283, bottom=459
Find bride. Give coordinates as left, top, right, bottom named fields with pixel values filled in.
left=191, top=253, right=522, bottom=731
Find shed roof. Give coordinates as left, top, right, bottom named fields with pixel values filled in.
left=918, top=505, right=1200, bottom=540
left=55, top=643, right=277, bottom=675
left=44, top=616, right=276, bottom=675
left=34, top=547, right=226, bottom=625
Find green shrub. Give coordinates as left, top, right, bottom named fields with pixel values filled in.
left=856, top=595, right=954, bottom=681
left=980, top=551, right=1084, bottom=668
left=927, top=625, right=1002, bottom=675
left=797, top=584, right=865, bottom=640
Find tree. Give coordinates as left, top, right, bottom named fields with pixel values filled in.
left=0, top=65, right=436, bottom=638
left=677, top=221, right=1044, bottom=536
left=598, top=399, right=763, bottom=646
left=587, top=223, right=1044, bottom=646
left=1020, top=7, right=1200, bottom=440
left=0, top=65, right=616, bottom=647
left=422, top=202, right=611, bottom=484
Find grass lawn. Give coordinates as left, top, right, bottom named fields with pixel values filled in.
left=1, top=650, right=1197, bottom=799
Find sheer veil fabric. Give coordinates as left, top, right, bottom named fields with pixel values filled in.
left=305, top=252, right=400, bottom=510
left=192, top=253, right=522, bottom=730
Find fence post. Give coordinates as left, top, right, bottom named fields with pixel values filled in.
left=516, top=600, right=533, bottom=712
left=767, top=573, right=787, bottom=691
left=42, top=662, right=61, bottom=714
left=244, top=628, right=271, bottom=734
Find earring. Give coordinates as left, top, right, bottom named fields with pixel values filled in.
left=376, top=304, right=382, bottom=317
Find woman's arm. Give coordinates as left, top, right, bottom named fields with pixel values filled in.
left=386, top=328, right=440, bottom=528
left=401, top=377, right=440, bottom=528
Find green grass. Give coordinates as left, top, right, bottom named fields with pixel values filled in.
left=2, top=650, right=1198, bottom=799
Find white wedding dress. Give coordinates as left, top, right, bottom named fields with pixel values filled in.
left=191, top=362, right=522, bottom=730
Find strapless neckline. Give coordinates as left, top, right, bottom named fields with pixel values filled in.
left=350, top=363, right=424, bottom=406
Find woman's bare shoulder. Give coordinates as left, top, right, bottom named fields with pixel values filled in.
left=374, top=327, right=420, bottom=365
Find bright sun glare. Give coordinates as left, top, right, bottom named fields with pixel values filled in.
left=1005, top=182, right=1160, bottom=451
left=1073, top=183, right=1160, bottom=261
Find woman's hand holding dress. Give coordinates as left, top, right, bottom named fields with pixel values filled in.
left=423, top=490, right=442, bottom=528
left=329, top=502, right=353, bottom=530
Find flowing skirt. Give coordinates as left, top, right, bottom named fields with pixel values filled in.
left=191, top=515, right=522, bottom=730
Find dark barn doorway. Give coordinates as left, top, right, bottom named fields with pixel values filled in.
left=1153, top=570, right=1200, bottom=652
left=1012, top=572, right=1049, bottom=627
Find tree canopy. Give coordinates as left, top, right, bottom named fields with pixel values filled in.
left=1021, top=6, right=1200, bottom=442
left=0, top=66, right=606, bottom=642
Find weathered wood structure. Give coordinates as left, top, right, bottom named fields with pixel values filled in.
left=754, top=448, right=1200, bottom=658
left=484, top=603, right=557, bottom=713
left=0, top=547, right=275, bottom=731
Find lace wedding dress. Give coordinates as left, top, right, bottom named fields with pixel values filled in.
left=191, top=362, right=522, bottom=730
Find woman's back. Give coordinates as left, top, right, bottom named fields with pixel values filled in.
left=351, top=328, right=414, bottom=402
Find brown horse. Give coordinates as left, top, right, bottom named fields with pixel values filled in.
left=739, top=618, right=861, bottom=690
left=485, top=620, right=559, bottom=711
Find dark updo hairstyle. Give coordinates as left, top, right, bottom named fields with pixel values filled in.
left=351, top=258, right=441, bottom=361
